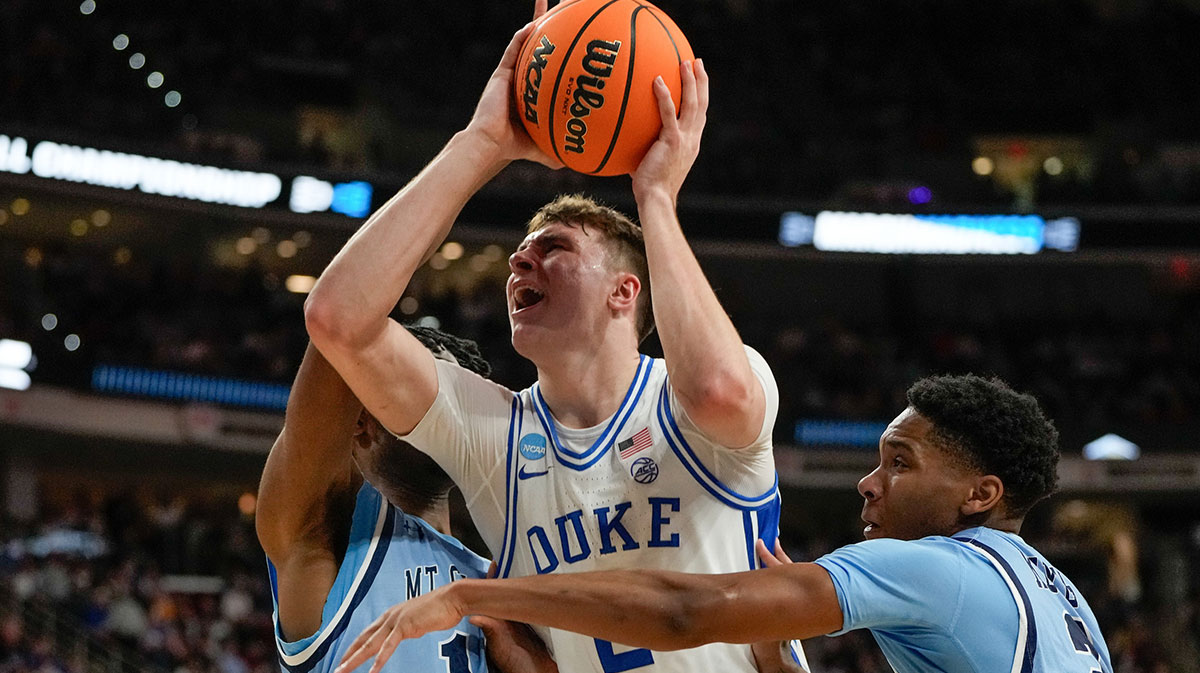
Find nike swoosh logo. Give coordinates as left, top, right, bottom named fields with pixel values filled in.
left=518, top=465, right=550, bottom=480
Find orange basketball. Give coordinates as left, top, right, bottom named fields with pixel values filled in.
left=513, top=0, right=694, bottom=176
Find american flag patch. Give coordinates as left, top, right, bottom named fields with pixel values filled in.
left=618, top=427, right=653, bottom=459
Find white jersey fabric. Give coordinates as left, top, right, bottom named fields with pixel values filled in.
left=400, top=346, right=809, bottom=673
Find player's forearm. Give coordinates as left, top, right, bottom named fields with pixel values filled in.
left=305, top=130, right=508, bottom=351
left=256, top=345, right=360, bottom=555
left=452, top=566, right=824, bottom=651
left=451, top=569, right=729, bottom=651
left=636, top=189, right=762, bottom=444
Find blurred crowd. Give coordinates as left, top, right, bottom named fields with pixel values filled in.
left=2, top=490, right=1196, bottom=673
left=3, top=0, right=1200, bottom=205
left=1, top=493, right=273, bottom=673
left=4, top=237, right=1199, bottom=449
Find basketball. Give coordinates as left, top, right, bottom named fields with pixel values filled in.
left=514, top=0, right=694, bottom=176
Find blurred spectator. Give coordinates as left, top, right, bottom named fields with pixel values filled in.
left=2, top=0, right=1200, bottom=204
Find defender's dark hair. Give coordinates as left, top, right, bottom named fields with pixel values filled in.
left=406, top=325, right=491, bottom=378
left=906, top=374, right=1060, bottom=518
left=368, top=326, right=491, bottom=504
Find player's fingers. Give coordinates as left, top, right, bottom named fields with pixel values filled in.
left=337, top=629, right=372, bottom=670
left=678, top=60, right=697, bottom=124
left=773, top=539, right=795, bottom=564
left=470, top=614, right=507, bottom=637
left=533, top=0, right=548, bottom=19
left=368, top=628, right=405, bottom=673
left=337, top=616, right=388, bottom=673
left=335, top=638, right=371, bottom=673
left=755, top=539, right=782, bottom=568
left=694, top=58, right=710, bottom=117
left=498, top=22, right=536, bottom=72
left=652, top=76, right=679, bottom=133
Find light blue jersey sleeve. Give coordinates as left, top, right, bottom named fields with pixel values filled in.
left=814, top=537, right=968, bottom=635
left=813, top=532, right=1103, bottom=673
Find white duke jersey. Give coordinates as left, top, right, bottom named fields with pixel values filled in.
left=401, top=347, right=810, bottom=673
left=815, top=526, right=1112, bottom=673
left=267, top=483, right=491, bottom=673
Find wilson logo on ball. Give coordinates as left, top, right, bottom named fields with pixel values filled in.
left=522, top=36, right=557, bottom=125
left=513, top=0, right=693, bottom=176
left=563, top=39, right=621, bottom=155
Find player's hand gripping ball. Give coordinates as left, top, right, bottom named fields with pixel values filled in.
left=514, top=0, right=694, bottom=176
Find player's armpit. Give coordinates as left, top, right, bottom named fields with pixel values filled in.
left=257, top=343, right=362, bottom=559
left=272, top=543, right=344, bottom=642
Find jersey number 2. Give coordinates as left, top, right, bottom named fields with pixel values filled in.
left=595, top=638, right=654, bottom=672
left=1064, top=613, right=1102, bottom=673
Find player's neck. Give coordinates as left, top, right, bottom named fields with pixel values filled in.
left=952, top=510, right=1023, bottom=537
left=535, top=344, right=642, bottom=429
left=404, top=494, right=452, bottom=536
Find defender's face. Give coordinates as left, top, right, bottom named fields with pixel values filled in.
left=506, top=222, right=619, bottom=356
left=857, top=408, right=978, bottom=541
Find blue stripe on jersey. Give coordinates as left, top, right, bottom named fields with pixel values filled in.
left=531, top=355, right=652, bottom=470
left=498, top=396, right=523, bottom=579
left=655, top=385, right=777, bottom=510
left=741, top=491, right=783, bottom=570
left=756, top=492, right=782, bottom=564
left=742, top=510, right=757, bottom=570
left=276, top=505, right=397, bottom=673
left=958, top=538, right=1037, bottom=673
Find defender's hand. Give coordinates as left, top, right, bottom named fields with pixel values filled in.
left=334, top=588, right=465, bottom=673
left=472, top=615, right=560, bottom=673
left=751, top=539, right=810, bottom=673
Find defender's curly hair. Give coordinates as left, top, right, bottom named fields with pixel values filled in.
left=906, top=374, right=1060, bottom=517
left=367, top=326, right=491, bottom=505
left=405, top=325, right=491, bottom=378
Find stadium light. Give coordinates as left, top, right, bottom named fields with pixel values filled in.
left=1082, top=433, right=1140, bottom=461
left=0, top=339, right=33, bottom=391
left=0, top=339, right=33, bottom=369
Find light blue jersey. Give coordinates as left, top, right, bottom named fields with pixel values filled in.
left=814, top=526, right=1112, bottom=673
left=268, top=483, right=491, bottom=673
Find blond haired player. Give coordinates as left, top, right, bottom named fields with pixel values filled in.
left=304, top=3, right=805, bottom=672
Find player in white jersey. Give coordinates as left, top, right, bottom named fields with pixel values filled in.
left=302, top=2, right=805, bottom=671
left=256, top=327, right=557, bottom=673
left=337, top=375, right=1112, bottom=673
left=375, top=344, right=796, bottom=672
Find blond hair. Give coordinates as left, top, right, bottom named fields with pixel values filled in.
left=526, top=194, right=654, bottom=342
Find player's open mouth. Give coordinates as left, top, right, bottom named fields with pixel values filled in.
left=513, top=286, right=545, bottom=312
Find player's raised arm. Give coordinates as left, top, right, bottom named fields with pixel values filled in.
left=304, top=19, right=558, bottom=436
left=256, top=343, right=364, bottom=640
left=334, top=560, right=841, bottom=673
left=631, top=59, right=768, bottom=449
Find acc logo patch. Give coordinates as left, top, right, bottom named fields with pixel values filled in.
left=630, top=456, right=659, bottom=484
left=519, top=433, right=548, bottom=461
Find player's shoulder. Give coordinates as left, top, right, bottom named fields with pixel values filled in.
left=390, top=506, right=490, bottom=575
left=817, top=533, right=984, bottom=582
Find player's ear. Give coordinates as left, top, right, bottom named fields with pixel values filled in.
left=608, top=271, right=641, bottom=315
left=961, top=474, right=1005, bottom=517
